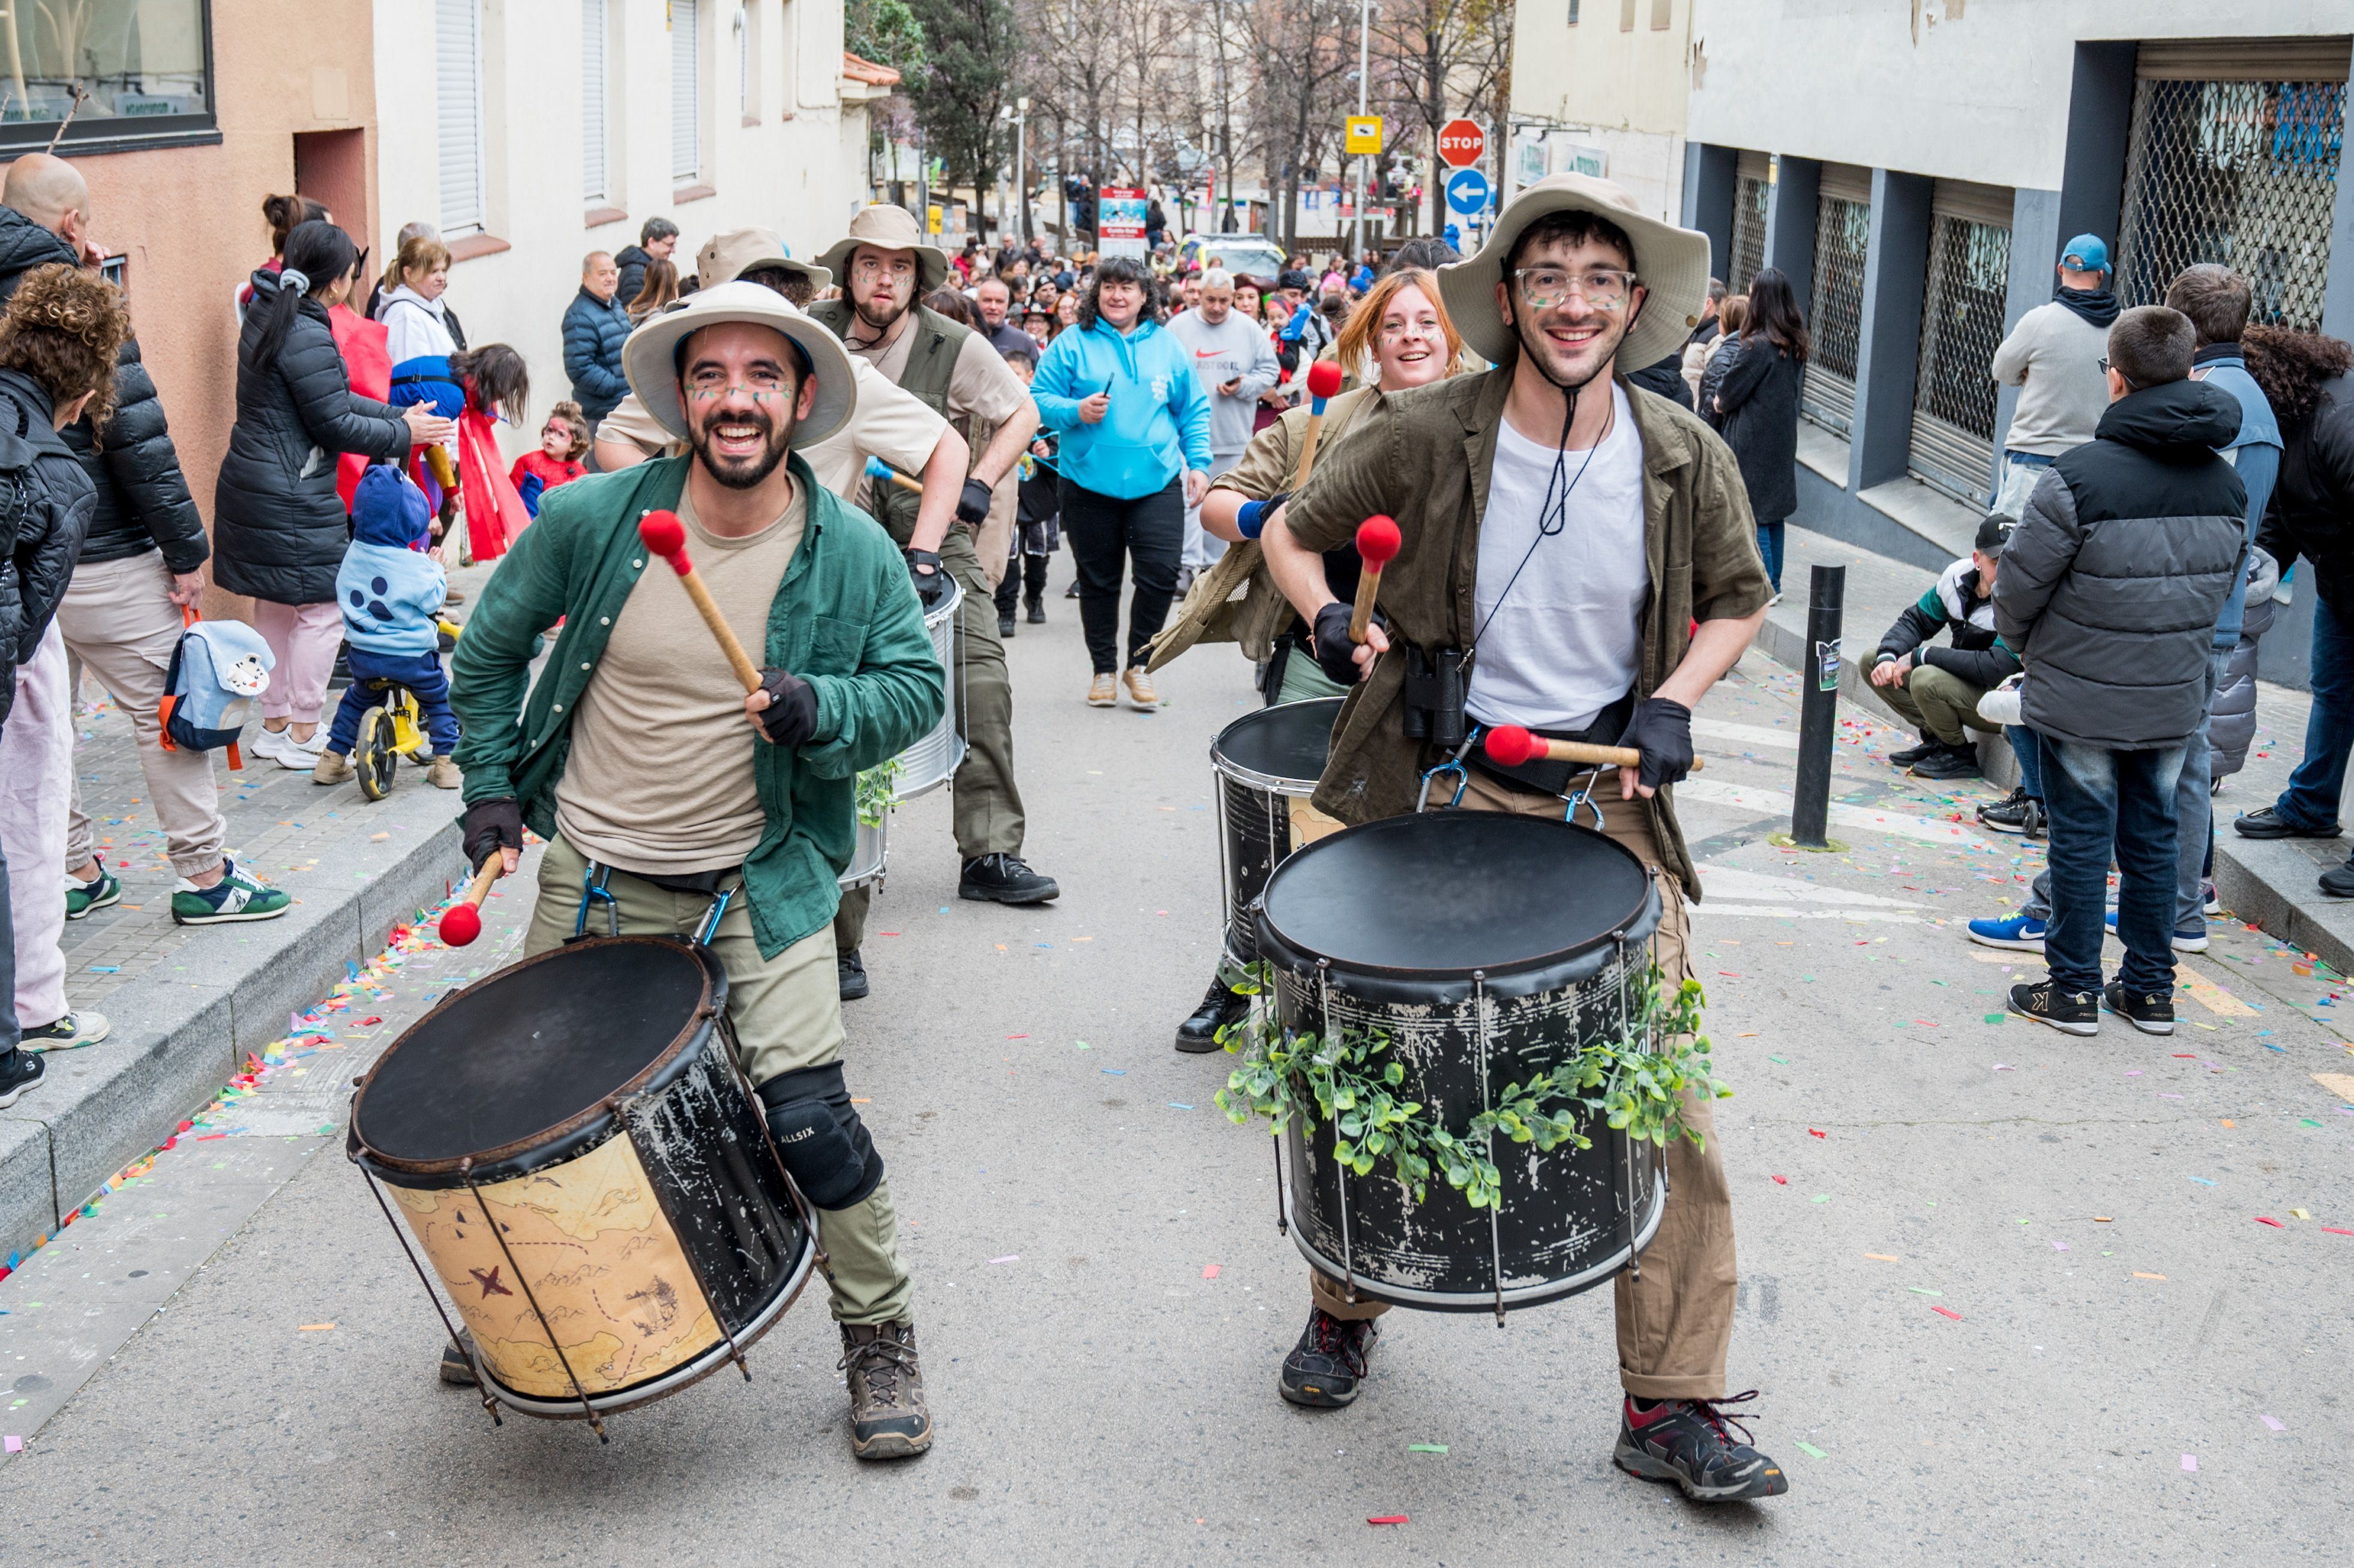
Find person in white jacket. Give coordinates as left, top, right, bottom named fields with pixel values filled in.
left=1165, top=268, right=1279, bottom=574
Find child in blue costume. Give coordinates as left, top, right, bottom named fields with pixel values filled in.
left=314, top=466, right=461, bottom=789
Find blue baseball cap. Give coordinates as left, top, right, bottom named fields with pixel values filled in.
left=2061, top=233, right=2110, bottom=273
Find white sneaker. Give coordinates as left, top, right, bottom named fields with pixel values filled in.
left=270, top=727, right=328, bottom=770
left=245, top=725, right=291, bottom=763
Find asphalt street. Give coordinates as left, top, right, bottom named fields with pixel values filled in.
left=2, top=586, right=2348, bottom=1566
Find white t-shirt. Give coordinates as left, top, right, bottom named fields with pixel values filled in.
left=1466, top=381, right=1648, bottom=731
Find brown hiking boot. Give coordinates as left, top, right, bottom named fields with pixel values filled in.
left=425, top=754, right=462, bottom=789
left=838, top=1320, right=932, bottom=1459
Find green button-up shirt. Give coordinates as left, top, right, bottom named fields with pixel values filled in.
left=449, top=453, right=944, bottom=958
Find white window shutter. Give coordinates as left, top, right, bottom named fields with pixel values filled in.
left=582, top=0, right=608, bottom=203
left=437, top=0, right=485, bottom=235
left=672, top=0, right=701, bottom=182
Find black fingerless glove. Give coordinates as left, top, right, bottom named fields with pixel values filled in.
left=955, top=476, right=995, bottom=526
left=904, top=548, right=948, bottom=607
left=1310, top=601, right=1383, bottom=686
left=461, top=797, right=523, bottom=872
left=754, top=668, right=819, bottom=748
left=1617, top=697, right=1695, bottom=791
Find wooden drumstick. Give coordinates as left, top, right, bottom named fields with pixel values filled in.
left=1484, top=725, right=1705, bottom=773
left=862, top=455, right=926, bottom=494
left=1293, top=359, right=1345, bottom=484
left=1349, top=515, right=1401, bottom=644
left=638, top=512, right=762, bottom=694
left=437, top=857, right=502, bottom=947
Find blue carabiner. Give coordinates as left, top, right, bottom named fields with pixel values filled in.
left=1414, top=725, right=1484, bottom=813
left=575, top=862, right=619, bottom=939
left=692, top=886, right=735, bottom=949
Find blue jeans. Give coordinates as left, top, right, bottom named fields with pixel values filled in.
left=2174, top=650, right=2229, bottom=928
left=2007, top=725, right=2042, bottom=801
left=1755, top=520, right=1785, bottom=592
left=2271, top=591, right=2354, bottom=830
left=326, top=649, right=458, bottom=757
left=2040, top=734, right=2184, bottom=996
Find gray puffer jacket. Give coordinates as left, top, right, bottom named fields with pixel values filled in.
left=2208, top=547, right=2279, bottom=779
left=1995, top=378, right=2247, bottom=749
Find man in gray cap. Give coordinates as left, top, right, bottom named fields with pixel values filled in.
left=1261, top=173, right=1785, bottom=1502
left=449, top=282, right=943, bottom=1461
left=812, top=205, right=1057, bottom=949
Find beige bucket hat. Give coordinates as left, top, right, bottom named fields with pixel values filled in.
left=1437, top=172, right=1713, bottom=372
left=695, top=227, right=832, bottom=293
left=621, top=280, right=857, bottom=446
left=814, top=204, right=950, bottom=296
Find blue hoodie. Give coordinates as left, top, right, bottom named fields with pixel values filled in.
left=338, top=466, right=446, bottom=657
left=1032, top=316, right=1213, bottom=500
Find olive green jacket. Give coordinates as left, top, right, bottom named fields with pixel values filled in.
left=448, top=454, right=945, bottom=958
left=1282, top=362, right=1771, bottom=895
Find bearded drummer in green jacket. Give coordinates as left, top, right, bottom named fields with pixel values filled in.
left=447, top=284, right=944, bottom=1461
left=1262, top=176, right=1786, bottom=1502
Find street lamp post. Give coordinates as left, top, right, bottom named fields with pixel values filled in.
left=1354, top=0, right=1372, bottom=263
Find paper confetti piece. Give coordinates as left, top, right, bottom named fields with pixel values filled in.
left=1407, top=1444, right=1449, bottom=1453
left=2181, top=1455, right=2197, bottom=1472
left=1930, top=1306, right=1962, bottom=1320
left=2326, top=1228, right=2354, bottom=1237
left=2253, top=1216, right=2285, bottom=1227
left=1908, top=1286, right=1942, bottom=1296
left=1101, top=1068, right=1126, bottom=1075
left=1983, top=1013, right=2005, bottom=1024
left=2134, top=1272, right=2167, bottom=1280
left=1771, top=1175, right=1788, bottom=1185
left=1168, top=1102, right=1195, bottom=1110
left=2290, top=1209, right=2310, bottom=1220
left=1768, top=1054, right=1789, bottom=1064
left=1201, top=1265, right=1221, bottom=1279
left=1795, top=1440, right=1828, bottom=1459
left=2052, top=1240, right=2069, bottom=1251
left=2, top=1436, right=19, bottom=1453
left=1368, top=1516, right=1409, bottom=1527
left=2261, top=1415, right=2286, bottom=1432
left=1808, top=1128, right=1827, bottom=1139
left=1810, top=1194, right=1831, bottom=1204
left=2094, top=1216, right=2112, bottom=1222
left=1864, top=1252, right=1898, bottom=1261
left=988, top=1255, right=1019, bottom=1265
left=298, top=1323, right=336, bottom=1332
left=2188, top=1176, right=2216, bottom=1186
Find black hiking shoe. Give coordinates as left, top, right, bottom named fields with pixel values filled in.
left=1279, top=1309, right=1378, bottom=1408
left=1176, top=976, right=1250, bottom=1053
left=1025, top=595, right=1046, bottom=623
left=439, top=1330, right=478, bottom=1386
left=839, top=1321, right=933, bottom=1459
left=838, top=948, right=871, bottom=1002
left=2103, top=979, right=2175, bottom=1036
left=2009, top=978, right=2098, bottom=1036
left=959, top=853, right=1061, bottom=905
left=1614, top=1392, right=1789, bottom=1501
left=1908, top=740, right=1983, bottom=781
left=1886, top=734, right=1941, bottom=767
left=2320, top=859, right=2354, bottom=900
left=998, top=610, right=1017, bottom=638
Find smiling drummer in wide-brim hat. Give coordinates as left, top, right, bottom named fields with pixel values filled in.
left=1254, top=172, right=1787, bottom=1501
left=445, top=279, right=951, bottom=1462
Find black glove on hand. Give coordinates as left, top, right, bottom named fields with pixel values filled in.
left=904, top=548, right=948, bottom=607
left=752, top=668, right=820, bottom=748
left=955, top=476, right=995, bottom=526
left=1617, top=697, right=1695, bottom=792
left=461, top=798, right=523, bottom=872
left=1310, top=601, right=1383, bottom=686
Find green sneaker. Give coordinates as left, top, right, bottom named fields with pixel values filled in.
left=171, top=856, right=293, bottom=925
left=65, top=865, right=122, bottom=920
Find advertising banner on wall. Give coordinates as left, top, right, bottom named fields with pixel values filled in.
left=1099, top=187, right=1148, bottom=257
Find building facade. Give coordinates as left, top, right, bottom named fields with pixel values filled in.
left=1505, top=0, right=1694, bottom=225
left=374, top=0, right=884, bottom=467
left=1681, top=2, right=2353, bottom=684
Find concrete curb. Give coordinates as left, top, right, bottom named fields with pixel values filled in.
left=0, top=820, right=462, bottom=1266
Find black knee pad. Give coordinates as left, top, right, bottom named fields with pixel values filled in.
left=757, top=1062, right=884, bottom=1210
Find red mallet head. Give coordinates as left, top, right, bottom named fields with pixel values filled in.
left=637, top=511, right=692, bottom=575
left=1306, top=359, right=1344, bottom=403
left=1483, top=725, right=1539, bottom=767
left=1355, top=514, right=1402, bottom=568
left=439, top=901, right=483, bottom=948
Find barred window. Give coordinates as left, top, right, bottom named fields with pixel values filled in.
left=1910, top=194, right=2012, bottom=508
left=1802, top=189, right=1869, bottom=439
left=2117, top=70, right=2347, bottom=330
left=1729, top=152, right=1768, bottom=290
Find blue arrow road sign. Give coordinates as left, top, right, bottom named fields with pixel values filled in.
left=1446, top=167, right=1489, bottom=216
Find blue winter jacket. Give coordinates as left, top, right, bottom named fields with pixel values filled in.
left=2193, top=345, right=2283, bottom=649
left=1032, top=317, right=1213, bottom=500
left=560, top=287, right=631, bottom=418
left=338, top=466, right=445, bottom=656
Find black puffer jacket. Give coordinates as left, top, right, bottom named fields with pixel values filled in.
left=1995, top=379, right=2247, bottom=749
left=211, top=270, right=409, bottom=605
left=613, top=245, right=653, bottom=311
left=0, top=205, right=208, bottom=574
left=0, top=367, right=100, bottom=733
left=2253, top=372, right=2354, bottom=619
left=1714, top=340, right=1801, bottom=523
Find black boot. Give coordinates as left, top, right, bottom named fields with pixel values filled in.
left=1908, top=739, right=1984, bottom=781
left=1025, top=592, right=1046, bottom=624
left=838, top=948, right=871, bottom=1001
left=1175, top=976, right=1250, bottom=1053
left=959, top=853, right=1060, bottom=904
left=1886, top=733, right=1940, bottom=767
left=998, top=609, right=1017, bottom=638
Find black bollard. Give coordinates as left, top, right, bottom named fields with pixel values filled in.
left=1789, top=563, right=1846, bottom=849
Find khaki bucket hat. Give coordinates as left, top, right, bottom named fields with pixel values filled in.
left=814, top=205, right=949, bottom=296
left=695, top=227, right=832, bottom=293
left=1437, top=172, right=1713, bottom=372
left=621, top=280, right=857, bottom=446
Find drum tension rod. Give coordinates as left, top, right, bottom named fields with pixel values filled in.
left=463, top=1158, right=609, bottom=1443
left=1474, top=971, right=1507, bottom=1328
left=359, top=1165, right=502, bottom=1429
left=612, top=1095, right=753, bottom=1386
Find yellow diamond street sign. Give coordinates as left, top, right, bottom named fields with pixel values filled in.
left=1344, top=115, right=1383, bottom=156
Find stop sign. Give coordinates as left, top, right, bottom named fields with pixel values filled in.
left=1437, top=119, right=1485, bottom=169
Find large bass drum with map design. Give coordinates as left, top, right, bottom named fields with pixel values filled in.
left=349, top=936, right=816, bottom=1430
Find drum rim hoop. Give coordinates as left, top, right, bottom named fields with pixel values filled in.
left=1210, top=696, right=1344, bottom=798
left=348, top=934, right=727, bottom=1184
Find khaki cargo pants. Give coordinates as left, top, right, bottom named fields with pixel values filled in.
left=528, top=835, right=913, bottom=1326
left=1878, top=663, right=1999, bottom=748
left=835, top=524, right=1025, bottom=950
left=1308, top=775, right=1738, bottom=1402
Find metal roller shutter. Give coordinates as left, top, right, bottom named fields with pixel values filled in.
left=672, top=0, right=701, bottom=184
left=583, top=0, right=608, bottom=203
left=1909, top=180, right=2013, bottom=508
left=1729, top=149, right=1769, bottom=289
left=1802, top=173, right=1870, bottom=440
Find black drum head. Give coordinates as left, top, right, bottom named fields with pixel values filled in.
left=1212, top=698, right=1344, bottom=786
left=1258, top=812, right=1653, bottom=978
left=355, top=937, right=716, bottom=1171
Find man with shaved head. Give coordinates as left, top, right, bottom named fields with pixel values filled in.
left=0, top=154, right=289, bottom=928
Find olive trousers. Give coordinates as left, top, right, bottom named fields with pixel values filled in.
left=527, top=835, right=913, bottom=1326
left=1308, top=774, right=1738, bottom=1401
